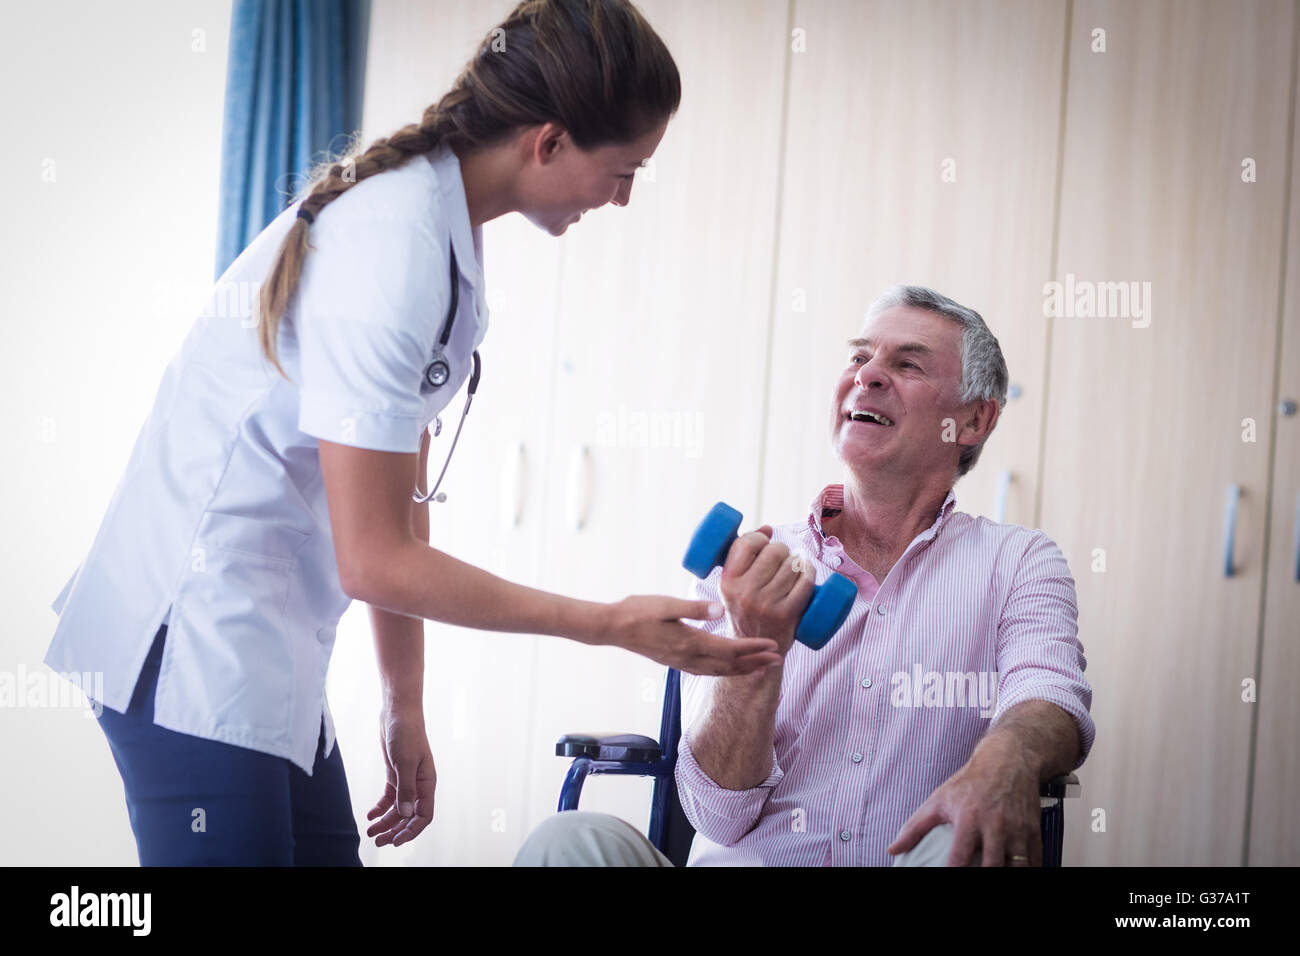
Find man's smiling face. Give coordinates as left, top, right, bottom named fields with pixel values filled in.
left=830, top=305, right=971, bottom=478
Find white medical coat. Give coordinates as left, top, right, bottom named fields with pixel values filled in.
left=44, top=146, right=488, bottom=774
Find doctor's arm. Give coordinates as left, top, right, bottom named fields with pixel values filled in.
left=369, top=427, right=430, bottom=710
left=364, top=426, right=435, bottom=847
left=318, top=440, right=783, bottom=677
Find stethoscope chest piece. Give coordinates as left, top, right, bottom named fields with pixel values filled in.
left=423, top=352, right=450, bottom=392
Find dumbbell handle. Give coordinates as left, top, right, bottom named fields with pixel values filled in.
left=682, top=502, right=856, bottom=650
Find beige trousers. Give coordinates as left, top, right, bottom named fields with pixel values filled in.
left=512, top=810, right=972, bottom=867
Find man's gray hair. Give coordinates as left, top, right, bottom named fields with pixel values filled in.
left=863, top=285, right=1009, bottom=477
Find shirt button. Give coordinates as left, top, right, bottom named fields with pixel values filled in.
left=830, top=555, right=843, bottom=568
left=840, top=830, right=852, bottom=841
left=877, top=604, right=887, bottom=615
left=851, top=752, right=863, bottom=763
left=860, top=677, right=872, bottom=688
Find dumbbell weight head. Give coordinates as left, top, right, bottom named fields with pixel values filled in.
left=794, top=573, right=857, bottom=649
left=683, top=501, right=855, bottom=651
left=682, top=502, right=743, bottom=578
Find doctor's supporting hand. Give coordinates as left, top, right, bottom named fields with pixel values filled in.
left=601, top=594, right=783, bottom=675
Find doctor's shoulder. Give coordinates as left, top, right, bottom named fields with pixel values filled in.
left=291, top=203, right=451, bottom=333
left=255, top=150, right=450, bottom=379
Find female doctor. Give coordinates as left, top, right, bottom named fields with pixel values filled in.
left=44, top=0, right=783, bottom=867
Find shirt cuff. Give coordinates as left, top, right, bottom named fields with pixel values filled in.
left=299, top=393, right=424, bottom=453
left=674, top=730, right=783, bottom=846
left=993, top=690, right=1096, bottom=771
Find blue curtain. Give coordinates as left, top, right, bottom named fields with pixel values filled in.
left=215, top=0, right=371, bottom=278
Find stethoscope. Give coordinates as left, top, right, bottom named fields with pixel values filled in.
left=412, top=242, right=482, bottom=504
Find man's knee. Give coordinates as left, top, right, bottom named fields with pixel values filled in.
left=513, top=811, right=672, bottom=867
left=892, top=823, right=980, bottom=867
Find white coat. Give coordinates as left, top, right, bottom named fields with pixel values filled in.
left=45, top=146, right=489, bottom=774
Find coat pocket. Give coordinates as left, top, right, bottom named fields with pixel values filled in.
left=170, top=513, right=310, bottom=732
left=192, top=510, right=311, bottom=561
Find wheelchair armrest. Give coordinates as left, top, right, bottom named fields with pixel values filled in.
left=556, top=733, right=662, bottom=762
left=1039, top=772, right=1081, bottom=799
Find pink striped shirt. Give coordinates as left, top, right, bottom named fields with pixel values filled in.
left=675, top=483, right=1094, bottom=866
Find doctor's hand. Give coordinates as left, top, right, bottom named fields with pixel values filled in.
left=604, top=595, right=783, bottom=676
left=367, top=707, right=436, bottom=848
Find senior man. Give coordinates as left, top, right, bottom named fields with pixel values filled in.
left=515, top=285, right=1094, bottom=867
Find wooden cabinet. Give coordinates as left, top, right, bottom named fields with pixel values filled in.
left=1040, top=0, right=1295, bottom=865
left=1248, top=42, right=1300, bottom=864
left=761, top=0, right=1069, bottom=529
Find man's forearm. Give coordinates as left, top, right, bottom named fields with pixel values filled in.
left=690, top=665, right=783, bottom=789
left=975, top=699, right=1081, bottom=780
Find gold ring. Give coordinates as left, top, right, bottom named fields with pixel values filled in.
left=1008, top=854, right=1030, bottom=863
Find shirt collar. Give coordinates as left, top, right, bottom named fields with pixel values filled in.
left=806, top=483, right=957, bottom=542
left=426, top=147, right=485, bottom=298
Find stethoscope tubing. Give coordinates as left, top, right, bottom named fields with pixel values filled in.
left=413, top=350, right=480, bottom=504
left=412, top=239, right=481, bottom=504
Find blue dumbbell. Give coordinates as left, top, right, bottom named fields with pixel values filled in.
left=682, top=501, right=856, bottom=650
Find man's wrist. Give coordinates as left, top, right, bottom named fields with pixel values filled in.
left=722, top=658, right=784, bottom=694
left=728, top=612, right=796, bottom=657
left=971, top=730, right=1040, bottom=778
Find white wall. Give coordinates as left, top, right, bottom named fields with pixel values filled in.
left=0, top=0, right=232, bottom=865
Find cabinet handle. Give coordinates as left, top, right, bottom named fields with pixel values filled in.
left=1293, top=489, right=1299, bottom=583
left=500, top=441, right=526, bottom=529
left=994, top=470, right=1012, bottom=524
left=1223, top=484, right=1241, bottom=578
left=567, top=444, right=592, bottom=531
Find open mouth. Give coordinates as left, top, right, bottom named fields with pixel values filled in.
left=847, top=410, right=895, bottom=427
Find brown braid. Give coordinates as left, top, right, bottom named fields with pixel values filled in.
left=256, top=94, right=464, bottom=381
left=254, top=0, right=680, bottom=382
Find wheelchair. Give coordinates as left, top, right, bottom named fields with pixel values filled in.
left=555, top=668, right=1080, bottom=866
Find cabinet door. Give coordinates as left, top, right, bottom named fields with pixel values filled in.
left=1041, top=0, right=1294, bottom=865
left=331, top=0, right=560, bottom=866
left=1249, top=40, right=1300, bottom=865
left=523, top=0, right=791, bottom=838
left=761, top=0, right=1069, bottom=527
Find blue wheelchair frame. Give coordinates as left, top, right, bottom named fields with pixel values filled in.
left=556, top=668, right=1080, bottom=866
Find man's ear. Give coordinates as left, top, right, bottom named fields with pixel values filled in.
left=960, top=397, right=1000, bottom=446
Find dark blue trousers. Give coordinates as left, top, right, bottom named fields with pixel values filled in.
left=95, top=624, right=362, bottom=866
